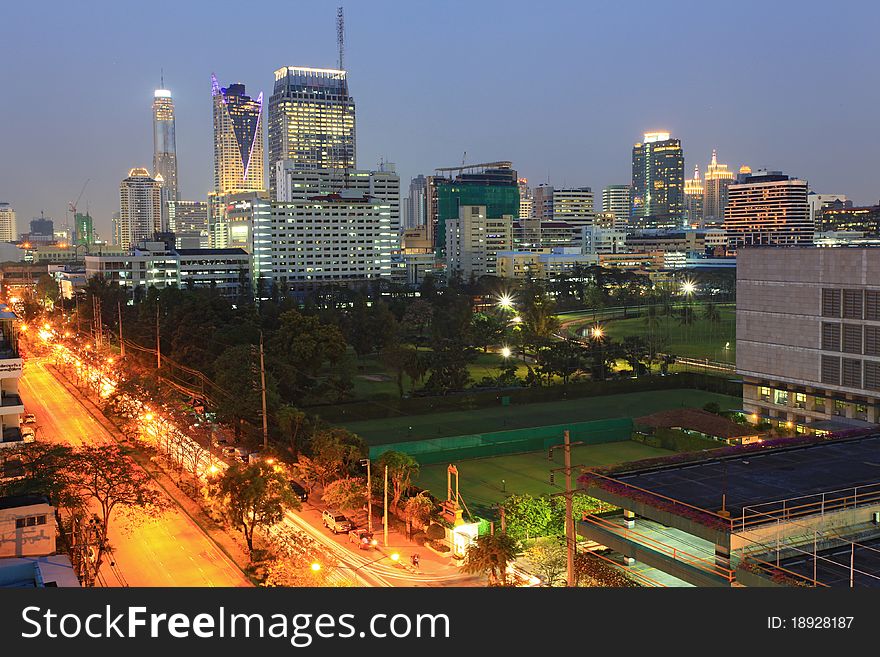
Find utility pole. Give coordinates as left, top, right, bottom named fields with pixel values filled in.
left=155, top=301, right=161, bottom=369
left=383, top=465, right=389, bottom=547
left=361, top=458, right=372, bottom=533
left=118, top=300, right=125, bottom=357
left=259, top=331, right=269, bottom=451
left=564, top=429, right=575, bottom=588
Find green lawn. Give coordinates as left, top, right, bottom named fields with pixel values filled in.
left=416, top=440, right=672, bottom=518
left=595, top=307, right=736, bottom=362
left=342, top=389, right=742, bottom=445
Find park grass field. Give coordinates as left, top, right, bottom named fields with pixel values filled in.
left=597, top=306, right=737, bottom=362
left=415, top=440, right=672, bottom=517
left=342, top=389, right=742, bottom=445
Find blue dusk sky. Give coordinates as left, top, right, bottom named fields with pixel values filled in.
left=2, top=0, right=878, bottom=238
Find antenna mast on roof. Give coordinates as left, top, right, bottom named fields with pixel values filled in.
left=337, top=7, right=345, bottom=71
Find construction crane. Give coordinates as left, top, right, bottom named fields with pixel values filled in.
left=68, top=178, right=89, bottom=245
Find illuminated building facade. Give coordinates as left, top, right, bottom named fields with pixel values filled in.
left=602, top=185, right=631, bottom=226
left=118, top=168, right=162, bottom=249
left=153, top=87, right=180, bottom=231
left=0, top=204, right=15, bottom=242
left=723, top=171, right=812, bottom=251
left=168, top=200, right=209, bottom=249
left=445, top=205, right=513, bottom=279
left=631, top=132, right=685, bottom=229
left=74, top=212, right=94, bottom=247
left=406, top=175, right=428, bottom=229
left=211, top=76, right=264, bottom=195
left=819, top=202, right=880, bottom=236
left=518, top=178, right=532, bottom=219
left=684, top=165, right=704, bottom=227
left=552, top=188, right=594, bottom=227
left=703, top=149, right=735, bottom=226
left=267, top=67, right=356, bottom=197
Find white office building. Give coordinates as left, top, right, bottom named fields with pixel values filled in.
left=445, top=205, right=513, bottom=279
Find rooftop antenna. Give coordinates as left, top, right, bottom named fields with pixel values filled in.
left=336, top=6, right=345, bottom=71
left=160, top=68, right=164, bottom=88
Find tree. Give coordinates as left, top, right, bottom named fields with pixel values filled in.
left=525, top=537, right=567, bottom=587
left=521, top=289, right=561, bottom=351
left=309, top=427, right=368, bottom=483
left=503, top=494, right=554, bottom=541
left=70, top=446, right=167, bottom=577
left=215, top=461, right=298, bottom=554
left=461, top=532, right=521, bottom=586
left=470, top=313, right=506, bottom=353
left=35, top=273, right=60, bottom=306
left=403, top=491, right=435, bottom=535
left=703, top=301, right=721, bottom=337
left=401, top=300, right=433, bottom=344
left=423, top=337, right=474, bottom=394
left=539, top=339, right=585, bottom=385
left=212, top=344, right=280, bottom=436
left=376, top=451, right=419, bottom=512
left=321, top=476, right=367, bottom=514
left=277, top=405, right=307, bottom=457
left=379, top=342, right=418, bottom=398
left=621, top=335, right=649, bottom=377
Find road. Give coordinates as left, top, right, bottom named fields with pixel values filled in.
left=19, top=357, right=251, bottom=587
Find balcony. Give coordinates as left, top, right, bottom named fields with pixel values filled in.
left=0, top=393, right=24, bottom=417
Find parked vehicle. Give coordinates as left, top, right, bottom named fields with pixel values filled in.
left=348, top=528, right=377, bottom=549
left=21, top=427, right=35, bottom=443
left=22, top=413, right=36, bottom=425
left=221, top=446, right=236, bottom=457
left=235, top=447, right=250, bottom=462
left=321, top=510, right=352, bottom=534
left=288, top=480, right=308, bottom=502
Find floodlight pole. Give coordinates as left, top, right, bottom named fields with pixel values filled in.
left=564, top=429, right=575, bottom=587
left=384, top=465, right=389, bottom=547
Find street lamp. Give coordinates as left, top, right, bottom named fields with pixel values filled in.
left=680, top=280, right=696, bottom=297
left=497, top=293, right=514, bottom=310
left=360, top=458, right=372, bottom=533
left=501, top=346, right=512, bottom=359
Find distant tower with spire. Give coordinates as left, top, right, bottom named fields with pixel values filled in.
left=153, top=72, right=179, bottom=231
left=684, top=164, right=704, bottom=227
left=703, top=149, right=735, bottom=226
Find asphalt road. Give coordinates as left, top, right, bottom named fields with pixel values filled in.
left=19, top=358, right=251, bottom=587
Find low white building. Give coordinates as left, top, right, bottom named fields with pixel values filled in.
left=0, top=496, right=54, bottom=558
left=445, top=205, right=513, bottom=279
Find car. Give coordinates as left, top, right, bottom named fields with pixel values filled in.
left=235, top=447, right=250, bottom=462
left=321, top=510, right=352, bottom=534
left=21, top=427, right=35, bottom=443
left=348, top=528, right=377, bottom=549
left=22, top=413, right=36, bottom=425
left=221, top=446, right=236, bottom=457
left=288, top=480, right=308, bottom=502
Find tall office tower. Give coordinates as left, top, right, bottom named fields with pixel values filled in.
left=702, top=149, right=735, bottom=225
left=119, top=168, right=162, bottom=248
left=153, top=87, right=180, bottom=233
left=212, top=75, right=265, bottom=195
left=0, top=203, right=16, bottom=242
left=518, top=178, right=533, bottom=219
left=552, top=188, right=594, bottom=230
left=267, top=66, right=356, bottom=197
left=427, top=161, right=519, bottom=256
left=723, top=170, right=812, bottom=251
left=631, top=132, right=685, bottom=229
left=684, top=165, right=704, bottom=227
left=406, top=175, right=428, bottom=228
left=602, top=185, right=631, bottom=226
left=168, top=200, right=209, bottom=249
left=75, top=212, right=94, bottom=246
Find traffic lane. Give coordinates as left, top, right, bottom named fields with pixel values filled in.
left=19, top=360, right=251, bottom=587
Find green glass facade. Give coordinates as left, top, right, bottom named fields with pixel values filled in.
left=75, top=212, right=94, bottom=246
left=435, top=181, right=519, bottom=257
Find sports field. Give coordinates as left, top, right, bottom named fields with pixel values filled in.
left=415, top=440, right=671, bottom=518
left=343, top=389, right=742, bottom=445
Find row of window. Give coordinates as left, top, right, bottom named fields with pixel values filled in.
left=822, top=288, right=880, bottom=320
left=821, top=322, right=880, bottom=355
left=821, top=355, right=880, bottom=391
left=15, top=514, right=47, bottom=529
left=756, top=386, right=869, bottom=416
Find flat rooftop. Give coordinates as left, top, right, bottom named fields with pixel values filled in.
left=586, top=433, right=880, bottom=521
left=761, top=534, right=880, bottom=588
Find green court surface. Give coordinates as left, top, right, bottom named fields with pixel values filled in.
left=415, top=440, right=672, bottom=517
left=343, top=389, right=742, bottom=445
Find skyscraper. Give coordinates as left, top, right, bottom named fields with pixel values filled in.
left=602, top=185, right=631, bottom=227
left=212, top=75, right=265, bottom=195
left=552, top=188, right=594, bottom=227
left=119, top=168, right=162, bottom=248
left=75, top=212, right=94, bottom=247
left=631, top=132, right=685, bottom=229
left=153, top=87, right=179, bottom=205
left=267, top=66, right=356, bottom=197
left=0, top=203, right=16, bottom=242
left=518, top=178, right=532, bottom=219
left=703, top=149, right=735, bottom=225
left=407, top=175, right=428, bottom=229
left=168, top=200, right=209, bottom=249
left=724, top=170, right=812, bottom=251
left=684, top=166, right=704, bottom=227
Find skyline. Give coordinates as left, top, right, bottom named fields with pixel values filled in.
left=3, top=0, right=879, bottom=239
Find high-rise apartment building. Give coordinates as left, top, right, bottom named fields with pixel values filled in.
left=119, top=168, right=162, bottom=249
left=0, top=204, right=16, bottom=242
left=631, top=132, right=685, bottom=229
left=723, top=170, right=812, bottom=251
left=74, top=212, right=94, bottom=247
left=153, top=87, right=180, bottom=232
left=406, top=175, right=428, bottom=229
left=445, top=205, right=513, bottom=279
left=684, top=165, right=704, bottom=227
left=427, top=162, right=519, bottom=257
left=552, top=188, right=594, bottom=227
left=267, top=66, right=356, bottom=197
left=602, top=185, right=631, bottom=227
left=211, top=76, right=265, bottom=196
left=703, top=149, right=735, bottom=225
left=518, top=178, right=533, bottom=219
left=168, top=200, right=209, bottom=249
left=531, top=184, right=554, bottom=222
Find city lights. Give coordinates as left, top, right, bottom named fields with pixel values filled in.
left=501, top=346, right=511, bottom=358
left=681, top=280, right=697, bottom=296
left=497, top=293, right=514, bottom=310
